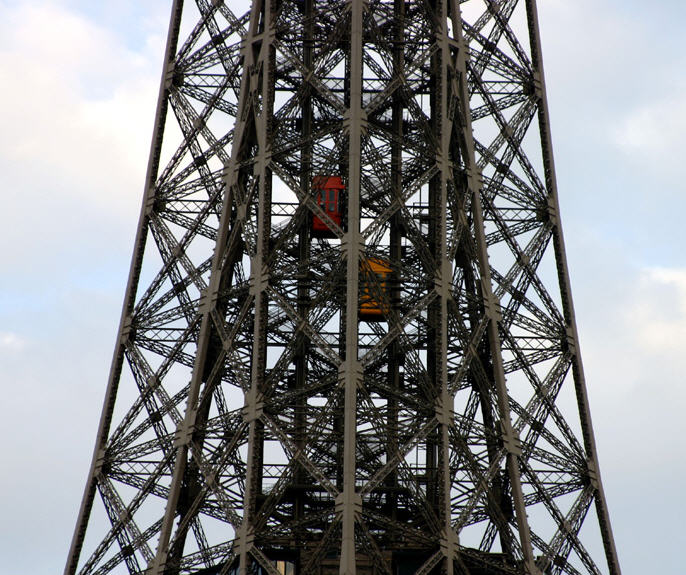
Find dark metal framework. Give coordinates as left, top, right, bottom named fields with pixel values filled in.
left=65, top=1, right=621, bottom=574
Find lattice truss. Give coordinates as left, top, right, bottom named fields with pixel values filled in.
left=66, top=1, right=620, bottom=575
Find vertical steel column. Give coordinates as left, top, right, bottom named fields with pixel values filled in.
left=238, top=0, right=275, bottom=570
left=524, top=2, right=621, bottom=574
left=385, top=0, right=405, bottom=533
left=433, top=1, right=455, bottom=573
left=64, top=2, right=185, bottom=573
left=339, top=0, right=364, bottom=572
left=450, top=1, right=539, bottom=572
left=294, top=0, right=315, bottom=556
left=146, top=11, right=250, bottom=575
left=146, top=0, right=274, bottom=571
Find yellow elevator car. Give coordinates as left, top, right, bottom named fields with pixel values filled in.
left=359, top=257, right=392, bottom=321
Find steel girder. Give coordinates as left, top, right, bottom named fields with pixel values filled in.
left=65, top=1, right=621, bottom=575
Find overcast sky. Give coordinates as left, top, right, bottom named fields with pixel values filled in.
left=1, top=0, right=684, bottom=573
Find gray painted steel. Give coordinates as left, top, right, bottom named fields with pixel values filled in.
left=65, top=1, right=621, bottom=574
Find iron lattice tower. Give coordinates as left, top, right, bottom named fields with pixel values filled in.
left=66, top=1, right=621, bottom=574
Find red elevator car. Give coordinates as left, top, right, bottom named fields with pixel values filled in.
left=311, top=175, right=344, bottom=238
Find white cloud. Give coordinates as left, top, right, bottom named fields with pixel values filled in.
left=0, top=6, right=166, bottom=567
left=578, top=264, right=686, bottom=574
left=627, top=267, right=686, bottom=354
left=0, top=2, right=162, bottom=216
left=577, top=263, right=686, bottom=470
left=537, top=1, right=686, bottom=185
left=0, top=1, right=165, bottom=282
left=613, top=89, right=686, bottom=175
left=0, top=331, right=27, bottom=351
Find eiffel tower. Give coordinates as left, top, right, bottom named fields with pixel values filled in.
left=65, top=1, right=622, bottom=574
